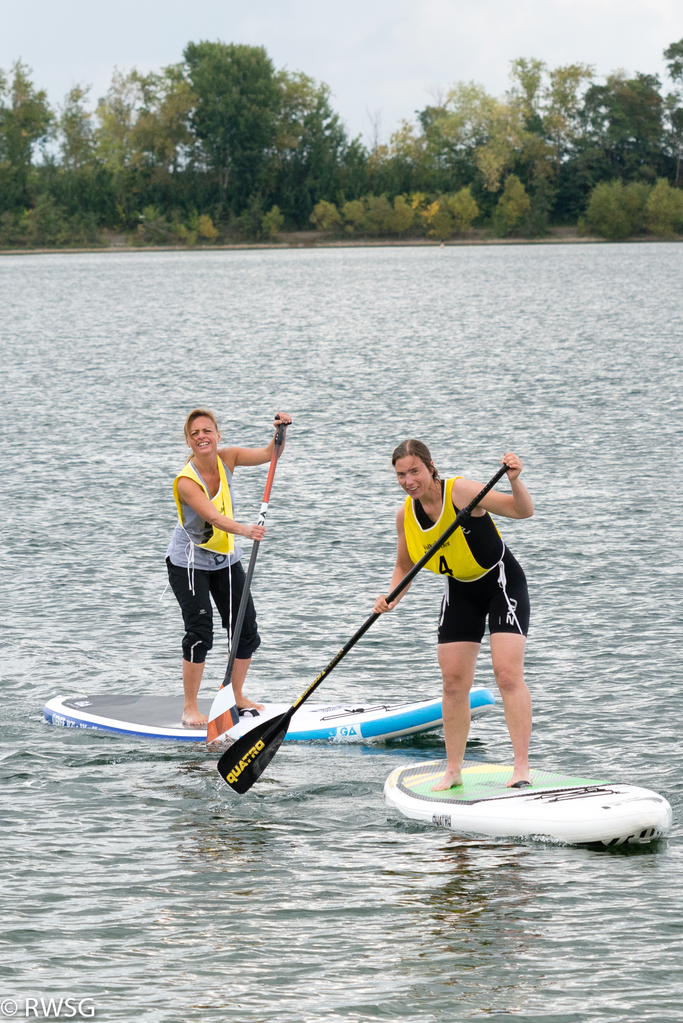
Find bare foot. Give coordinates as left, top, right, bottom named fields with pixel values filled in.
left=507, top=769, right=532, bottom=788
left=432, top=767, right=463, bottom=791
left=236, top=698, right=265, bottom=712
left=182, top=709, right=208, bottom=727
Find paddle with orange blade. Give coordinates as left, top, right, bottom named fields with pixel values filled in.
left=206, top=417, right=289, bottom=743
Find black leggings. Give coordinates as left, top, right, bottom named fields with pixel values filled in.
left=166, top=558, right=261, bottom=664
left=437, top=547, right=530, bottom=645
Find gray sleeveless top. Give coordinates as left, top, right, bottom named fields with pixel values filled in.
left=166, top=458, right=243, bottom=571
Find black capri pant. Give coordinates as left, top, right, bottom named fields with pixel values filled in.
left=166, top=557, right=261, bottom=664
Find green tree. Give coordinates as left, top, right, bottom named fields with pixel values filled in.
left=645, top=177, right=683, bottom=234
left=268, top=72, right=349, bottom=224
left=364, top=194, right=394, bottom=235
left=664, top=39, right=683, bottom=82
left=391, top=194, right=415, bottom=234
left=197, top=213, right=218, bottom=239
left=262, top=204, right=284, bottom=237
left=509, top=58, right=545, bottom=130
left=580, top=72, right=666, bottom=180
left=310, top=199, right=341, bottom=230
left=184, top=41, right=279, bottom=212
left=664, top=38, right=683, bottom=184
left=585, top=179, right=650, bottom=238
left=381, top=120, right=429, bottom=196
left=0, top=61, right=53, bottom=208
left=425, top=197, right=454, bottom=239
left=447, top=186, right=479, bottom=232
left=59, top=85, right=95, bottom=170
left=128, top=66, right=197, bottom=175
left=508, top=58, right=592, bottom=221
left=494, top=174, right=531, bottom=234
left=28, top=194, right=68, bottom=246
left=544, top=63, right=594, bottom=172
left=95, top=69, right=139, bottom=172
left=342, top=198, right=366, bottom=233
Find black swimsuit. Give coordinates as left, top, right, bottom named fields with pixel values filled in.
left=414, top=484, right=530, bottom=644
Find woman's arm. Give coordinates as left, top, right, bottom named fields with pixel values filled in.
left=219, top=412, right=291, bottom=472
left=451, top=452, right=534, bottom=520
left=374, top=507, right=415, bottom=613
left=176, top=477, right=266, bottom=540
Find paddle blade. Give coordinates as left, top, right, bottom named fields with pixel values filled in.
left=217, top=709, right=294, bottom=794
left=206, top=683, right=239, bottom=745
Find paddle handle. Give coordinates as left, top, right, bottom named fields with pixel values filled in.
left=291, top=461, right=510, bottom=711
left=222, top=421, right=288, bottom=688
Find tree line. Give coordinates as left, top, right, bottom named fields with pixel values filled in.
left=1, top=38, right=682, bottom=248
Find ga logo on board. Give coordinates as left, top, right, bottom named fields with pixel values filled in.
left=337, top=726, right=358, bottom=737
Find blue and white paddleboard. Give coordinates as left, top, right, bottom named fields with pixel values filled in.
left=385, top=761, right=672, bottom=846
left=43, top=688, right=496, bottom=743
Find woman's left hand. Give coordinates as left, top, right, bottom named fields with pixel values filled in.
left=502, top=452, right=523, bottom=481
left=274, top=412, right=292, bottom=429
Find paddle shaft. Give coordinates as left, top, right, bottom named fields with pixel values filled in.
left=222, top=421, right=287, bottom=688
left=289, top=460, right=511, bottom=712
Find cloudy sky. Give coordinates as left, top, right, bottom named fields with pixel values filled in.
left=1, top=0, right=681, bottom=143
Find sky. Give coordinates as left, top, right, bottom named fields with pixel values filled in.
left=1, top=0, right=681, bottom=144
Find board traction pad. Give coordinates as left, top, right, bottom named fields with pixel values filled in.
left=61, top=695, right=211, bottom=728
left=395, top=762, right=609, bottom=805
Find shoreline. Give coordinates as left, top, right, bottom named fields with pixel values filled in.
left=1, top=231, right=681, bottom=256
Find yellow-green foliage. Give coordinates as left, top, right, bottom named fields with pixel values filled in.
left=448, top=187, right=479, bottom=233
left=262, top=204, right=284, bottom=237
left=197, top=214, right=218, bottom=240
left=495, top=175, right=531, bottom=235
left=310, top=189, right=477, bottom=239
left=423, top=199, right=453, bottom=239
left=586, top=181, right=630, bottom=238
left=645, top=179, right=683, bottom=235
left=392, top=195, right=415, bottom=234
left=310, top=200, right=341, bottom=231
left=342, top=199, right=366, bottom=233
left=585, top=180, right=650, bottom=239
left=622, top=182, right=650, bottom=233
left=364, top=195, right=394, bottom=235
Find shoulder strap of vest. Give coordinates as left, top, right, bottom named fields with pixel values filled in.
left=175, top=461, right=209, bottom=493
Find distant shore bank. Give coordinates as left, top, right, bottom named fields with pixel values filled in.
left=2, top=227, right=681, bottom=256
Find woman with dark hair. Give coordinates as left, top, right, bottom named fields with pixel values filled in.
left=374, top=439, right=534, bottom=790
left=166, top=408, right=292, bottom=726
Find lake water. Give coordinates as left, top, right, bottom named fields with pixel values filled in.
left=1, top=241, right=682, bottom=1022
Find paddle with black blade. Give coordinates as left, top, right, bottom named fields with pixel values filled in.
left=205, top=417, right=289, bottom=744
left=217, top=460, right=511, bottom=792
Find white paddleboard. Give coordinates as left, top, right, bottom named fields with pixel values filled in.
left=385, top=761, right=672, bottom=846
left=43, top=688, right=496, bottom=743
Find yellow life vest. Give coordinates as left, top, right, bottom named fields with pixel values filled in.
left=173, top=458, right=235, bottom=555
left=403, top=477, right=501, bottom=582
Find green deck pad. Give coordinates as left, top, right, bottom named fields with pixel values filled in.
left=396, top=762, right=608, bottom=805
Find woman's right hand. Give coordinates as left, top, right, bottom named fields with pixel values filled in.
left=242, top=523, right=266, bottom=541
left=374, top=594, right=396, bottom=614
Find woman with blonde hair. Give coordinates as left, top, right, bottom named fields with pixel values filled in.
left=374, top=439, right=534, bottom=790
left=166, top=408, right=291, bottom=726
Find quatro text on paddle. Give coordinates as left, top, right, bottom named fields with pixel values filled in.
left=223, top=739, right=266, bottom=785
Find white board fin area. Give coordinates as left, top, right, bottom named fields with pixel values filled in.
left=43, top=687, right=496, bottom=743
left=206, top=684, right=239, bottom=744
left=385, top=761, right=672, bottom=846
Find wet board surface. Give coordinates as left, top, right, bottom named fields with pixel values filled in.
left=43, top=688, right=496, bottom=742
left=384, top=761, right=673, bottom=846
